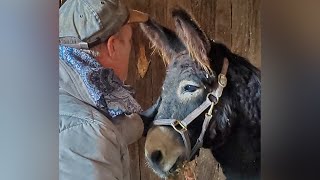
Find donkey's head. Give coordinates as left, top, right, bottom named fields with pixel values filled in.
left=141, top=8, right=226, bottom=178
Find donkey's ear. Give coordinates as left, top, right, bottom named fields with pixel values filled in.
left=139, top=97, right=162, bottom=136
left=172, top=8, right=211, bottom=72
left=140, top=19, right=182, bottom=65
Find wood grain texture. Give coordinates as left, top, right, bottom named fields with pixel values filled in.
left=215, top=0, right=231, bottom=47
left=248, top=0, right=261, bottom=68
left=231, top=0, right=250, bottom=57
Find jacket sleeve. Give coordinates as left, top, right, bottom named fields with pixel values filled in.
left=59, top=121, right=129, bottom=180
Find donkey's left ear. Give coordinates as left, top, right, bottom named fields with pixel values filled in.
left=140, top=19, right=181, bottom=65
left=172, top=8, right=211, bottom=72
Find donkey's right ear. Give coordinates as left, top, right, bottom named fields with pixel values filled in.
left=140, top=19, right=180, bottom=65
left=140, top=96, right=162, bottom=119
left=139, top=96, right=162, bottom=136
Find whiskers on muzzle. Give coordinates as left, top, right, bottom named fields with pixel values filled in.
left=145, top=153, right=186, bottom=179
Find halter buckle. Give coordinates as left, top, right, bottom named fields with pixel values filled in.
left=218, top=74, right=227, bottom=87
left=171, top=120, right=187, bottom=134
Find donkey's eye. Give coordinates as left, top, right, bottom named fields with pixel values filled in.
left=184, top=85, right=199, bottom=92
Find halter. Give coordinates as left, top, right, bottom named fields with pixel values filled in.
left=153, top=57, right=229, bottom=160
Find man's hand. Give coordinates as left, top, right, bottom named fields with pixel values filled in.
left=112, top=113, right=144, bottom=145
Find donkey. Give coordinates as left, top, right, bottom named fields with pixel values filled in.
left=140, top=8, right=261, bottom=179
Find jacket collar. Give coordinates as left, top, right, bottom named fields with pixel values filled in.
left=59, top=45, right=142, bottom=118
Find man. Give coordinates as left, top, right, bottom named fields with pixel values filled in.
left=59, top=0, right=148, bottom=179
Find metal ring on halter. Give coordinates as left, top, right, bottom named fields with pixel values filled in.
left=206, top=93, right=218, bottom=105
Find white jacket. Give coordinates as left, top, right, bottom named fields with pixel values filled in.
left=59, top=59, right=143, bottom=180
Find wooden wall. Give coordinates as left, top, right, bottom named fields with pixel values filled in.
left=123, top=0, right=261, bottom=179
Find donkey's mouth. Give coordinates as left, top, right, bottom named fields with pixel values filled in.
left=168, top=155, right=185, bottom=174
left=147, top=155, right=185, bottom=178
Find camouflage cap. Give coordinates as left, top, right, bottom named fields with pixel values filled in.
left=59, top=0, right=148, bottom=49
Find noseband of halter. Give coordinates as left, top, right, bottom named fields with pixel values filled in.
left=153, top=56, right=229, bottom=160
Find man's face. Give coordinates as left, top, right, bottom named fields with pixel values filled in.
left=97, top=24, right=133, bottom=81
left=114, top=24, right=133, bottom=80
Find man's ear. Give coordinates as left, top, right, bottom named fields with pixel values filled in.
left=106, top=35, right=117, bottom=58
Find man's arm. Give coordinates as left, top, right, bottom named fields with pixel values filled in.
left=112, top=113, right=144, bottom=145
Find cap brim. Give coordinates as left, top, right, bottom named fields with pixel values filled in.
left=127, top=9, right=149, bottom=23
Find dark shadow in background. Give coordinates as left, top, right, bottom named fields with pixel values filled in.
left=262, top=0, right=320, bottom=179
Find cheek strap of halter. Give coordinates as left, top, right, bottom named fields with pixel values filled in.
left=153, top=58, right=229, bottom=159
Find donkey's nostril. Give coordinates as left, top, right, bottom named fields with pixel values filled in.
left=150, top=150, right=163, bottom=165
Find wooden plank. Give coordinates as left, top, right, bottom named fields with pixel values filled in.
left=191, top=0, right=216, bottom=38
left=231, top=0, right=250, bottom=58
left=215, top=0, right=232, bottom=47
left=128, top=142, right=141, bottom=180
left=148, top=0, right=167, bottom=104
left=248, top=0, right=261, bottom=68
left=231, top=0, right=260, bottom=67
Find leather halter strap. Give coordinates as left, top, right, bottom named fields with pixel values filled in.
left=153, top=58, right=229, bottom=159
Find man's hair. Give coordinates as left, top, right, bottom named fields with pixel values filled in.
left=88, top=43, right=104, bottom=57
left=86, top=31, right=121, bottom=57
